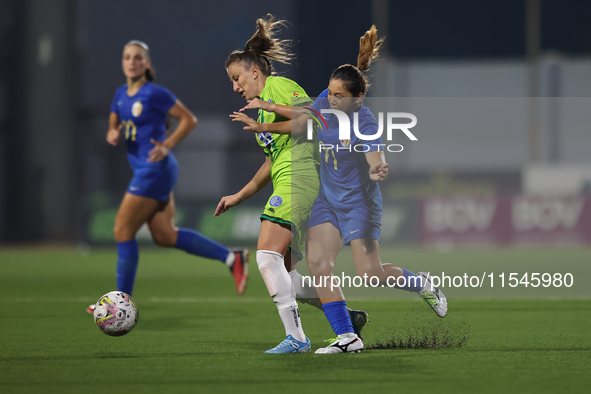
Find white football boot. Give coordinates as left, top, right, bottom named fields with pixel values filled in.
left=418, top=271, right=448, bottom=318
left=315, top=333, right=363, bottom=354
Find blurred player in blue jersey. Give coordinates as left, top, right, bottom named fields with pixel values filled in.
left=87, top=40, right=248, bottom=314
left=241, top=26, right=447, bottom=354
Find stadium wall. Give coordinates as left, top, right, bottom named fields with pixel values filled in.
left=80, top=193, right=591, bottom=249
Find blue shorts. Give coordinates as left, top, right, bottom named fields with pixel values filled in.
left=308, top=192, right=381, bottom=245
left=127, top=155, right=178, bottom=202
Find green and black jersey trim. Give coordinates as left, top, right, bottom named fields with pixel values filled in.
left=287, top=246, right=303, bottom=259
left=260, top=214, right=293, bottom=228
left=259, top=216, right=303, bottom=260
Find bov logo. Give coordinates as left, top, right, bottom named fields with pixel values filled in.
left=306, top=109, right=417, bottom=152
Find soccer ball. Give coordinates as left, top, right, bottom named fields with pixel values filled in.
left=93, top=291, right=139, bottom=336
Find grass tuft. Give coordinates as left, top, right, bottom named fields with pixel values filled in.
left=366, top=302, right=470, bottom=349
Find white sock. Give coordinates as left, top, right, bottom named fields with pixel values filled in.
left=278, top=303, right=306, bottom=342
left=289, top=269, right=322, bottom=310
left=225, top=250, right=235, bottom=267
left=257, top=250, right=306, bottom=342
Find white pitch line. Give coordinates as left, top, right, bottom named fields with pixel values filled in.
left=148, top=297, right=268, bottom=303
left=1, top=296, right=270, bottom=303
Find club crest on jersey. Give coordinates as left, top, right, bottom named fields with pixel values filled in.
left=257, top=132, right=274, bottom=146
left=132, top=101, right=143, bottom=117
left=340, top=139, right=351, bottom=147
left=269, top=196, right=283, bottom=207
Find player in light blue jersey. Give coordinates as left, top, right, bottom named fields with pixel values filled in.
left=87, top=40, right=248, bottom=314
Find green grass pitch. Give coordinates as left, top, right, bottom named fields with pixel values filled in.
left=0, top=246, right=589, bottom=393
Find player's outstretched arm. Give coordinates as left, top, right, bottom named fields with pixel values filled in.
left=106, top=113, right=122, bottom=146
left=239, top=98, right=310, bottom=121
left=148, top=100, right=197, bottom=163
left=230, top=113, right=309, bottom=136
left=215, top=156, right=272, bottom=216
left=230, top=112, right=296, bottom=135
left=366, top=151, right=389, bottom=182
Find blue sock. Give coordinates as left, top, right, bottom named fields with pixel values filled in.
left=397, top=269, right=423, bottom=293
left=175, top=228, right=230, bottom=263
left=116, top=239, right=139, bottom=295
left=322, top=301, right=355, bottom=336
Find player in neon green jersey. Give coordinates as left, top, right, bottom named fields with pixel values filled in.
left=215, top=15, right=319, bottom=354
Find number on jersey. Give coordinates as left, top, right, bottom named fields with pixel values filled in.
left=122, top=120, right=137, bottom=141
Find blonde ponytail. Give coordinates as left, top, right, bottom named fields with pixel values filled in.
left=226, top=14, right=294, bottom=76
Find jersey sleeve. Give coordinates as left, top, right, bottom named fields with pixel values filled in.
left=354, top=119, right=383, bottom=152
left=292, top=94, right=313, bottom=107
left=272, top=78, right=312, bottom=108
left=151, top=86, right=178, bottom=115
left=310, top=89, right=329, bottom=113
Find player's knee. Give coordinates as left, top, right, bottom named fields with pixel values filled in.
left=151, top=230, right=175, bottom=247
left=307, top=256, right=333, bottom=277
left=113, top=223, right=133, bottom=243
left=256, top=250, right=294, bottom=301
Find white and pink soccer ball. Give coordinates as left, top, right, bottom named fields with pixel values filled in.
left=93, top=291, right=139, bottom=336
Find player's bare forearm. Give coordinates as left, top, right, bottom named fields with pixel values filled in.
left=366, top=150, right=386, bottom=167
left=108, top=112, right=120, bottom=131
left=265, top=103, right=311, bottom=120
left=163, top=100, right=198, bottom=149
left=259, top=118, right=308, bottom=136
left=241, top=99, right=310, bottom=121
left=236, top=157, right=272, bottom=202
left=164, top=116, right=196, bottom=149
left=106, top=112, right=122, bottom=146
left=258, top=120, right=292, bottom=135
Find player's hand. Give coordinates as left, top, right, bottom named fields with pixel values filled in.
left=214, top=194, right=241, bottom=216
left=106, top=124, right=122, bottom=146
left=239, top=98, right=271, bottom=112
left=230, top=112, right=264, bottom=133
left=147, top=139, right=170, bottom=162
left=369, top=163, right=389, bottom=182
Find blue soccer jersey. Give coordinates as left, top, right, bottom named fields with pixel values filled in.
left=311, top=89, right=383, bottom=210
left=308, top=89, right=383, bottom=244
left=110, top=81, right=179, bottom=201
left=110, top=81, right=177, bottom=174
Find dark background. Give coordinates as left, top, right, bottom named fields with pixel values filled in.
left=1, top=0, right=590, bottom=243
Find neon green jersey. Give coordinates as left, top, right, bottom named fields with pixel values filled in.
left=256, top=76, right=317, bottom=185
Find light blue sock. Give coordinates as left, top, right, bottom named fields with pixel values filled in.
left=116, top=239, right=139, bottom=295
left=175, top=228, right=230, bottom=263
left=322, top=301, right=355, bottom=336
left=397, top=269, right=423, bottom=293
